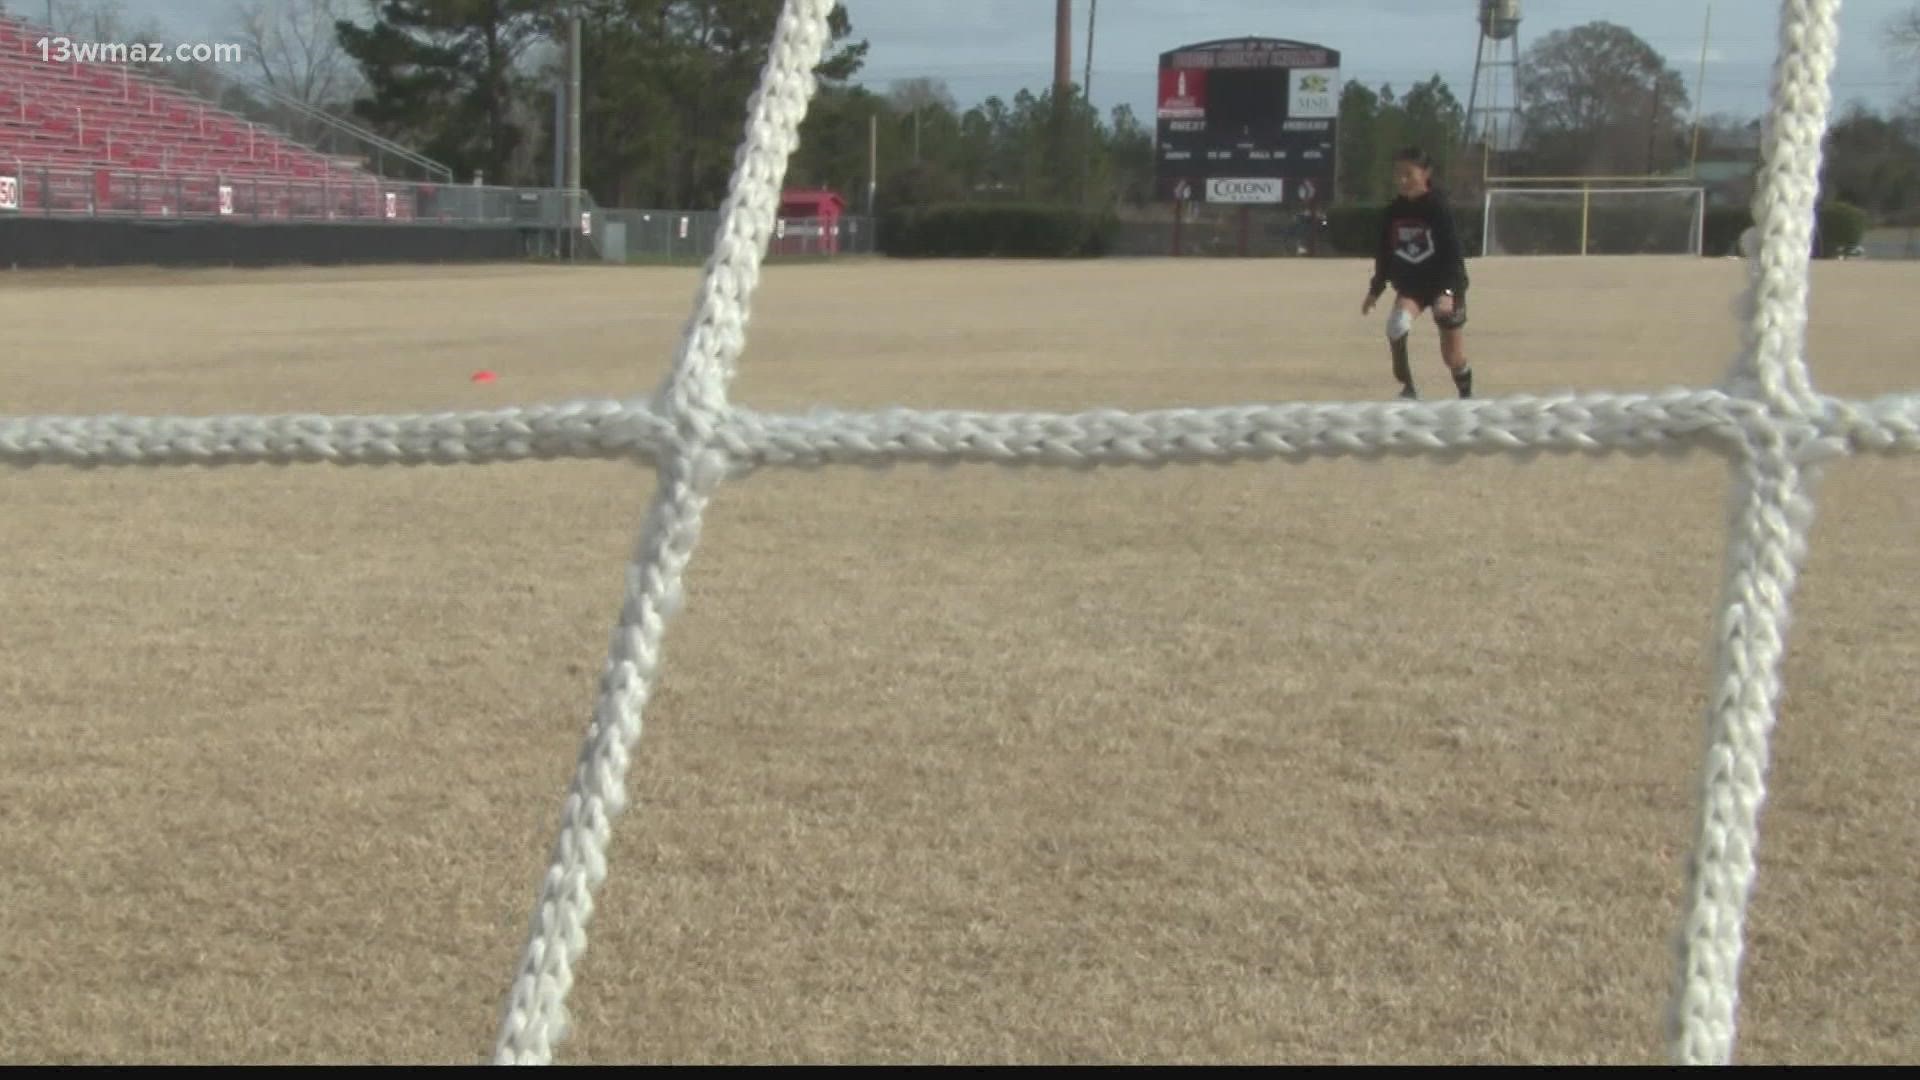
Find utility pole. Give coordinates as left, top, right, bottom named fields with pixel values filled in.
left=1083, top=0, right=1097, bottom=103
left=1647, top=83, right=1662, bottom=175
left=1054, top=0, right=1072, bottom=94
left=1689, top=1, right=1714, bottom=175
left=552, top=84, right=563, bottom=190
left=566, top=7, right=582, bottom=259
left=1052, top=0, right=1073, bottom=203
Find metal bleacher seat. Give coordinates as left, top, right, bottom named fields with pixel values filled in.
left=1, top=12, right=386, bottom=219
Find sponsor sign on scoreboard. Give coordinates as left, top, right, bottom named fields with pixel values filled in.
left=1288, top=68, right=1338, bottom=119
left=1156, top=67, right=1207, bottom=120
left=1206, top=177, right=1284, bottom=204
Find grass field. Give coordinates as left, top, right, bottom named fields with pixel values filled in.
left=1, top=255, right=1915, bottom=1065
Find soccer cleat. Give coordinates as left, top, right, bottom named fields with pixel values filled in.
left=1398, top=384, right=1418, bottom=400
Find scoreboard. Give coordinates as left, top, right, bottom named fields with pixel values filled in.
left=1155, top=37, right=1340, bottom=207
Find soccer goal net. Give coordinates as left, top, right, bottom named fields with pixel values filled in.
left=1482, top=186, right=1706, bottom=256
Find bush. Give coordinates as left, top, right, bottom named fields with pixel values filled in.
left=879, top=202, right=1119, bottom=257
left=1324, top=197, right=1858, bottom=261
left=1325, top=203, right=1484, bottom=258
left=1703, top=203, right=1867, bottom=258
left=1703, top=207, right=1752, bottom=257
left=1817, top=200, right=1868, bottom=254
left=1482, top=197, right=1707, bottom=255
left=876, top=163, right=963, bottom=210
left=1325, top=205, right=1379, bottom=257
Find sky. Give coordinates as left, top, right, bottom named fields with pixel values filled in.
left=53, top=0, right=1920, bottom=123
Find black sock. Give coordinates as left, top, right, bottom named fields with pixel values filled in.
left=1390, top=337, right=1413, bottom=391
left=1452, top=365, right=1473, bottom=398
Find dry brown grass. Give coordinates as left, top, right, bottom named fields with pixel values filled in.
left=0, top=254, right=1915, bottom=1065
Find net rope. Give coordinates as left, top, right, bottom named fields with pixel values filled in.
left=0, top=0, right=1912, bottom=1064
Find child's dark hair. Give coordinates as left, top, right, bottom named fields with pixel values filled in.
left=1393, top=146, right=1433, bottom=170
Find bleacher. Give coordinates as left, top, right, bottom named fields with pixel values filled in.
left=0, top=13, right=404, bottom=220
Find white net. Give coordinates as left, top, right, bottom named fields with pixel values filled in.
left=1, top=0, right=1917, bottom=1066
left=1483, top=187, right=1707, bottom=256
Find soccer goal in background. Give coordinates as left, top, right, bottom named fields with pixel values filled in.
left=1482, top=182, right=1707, bottom=256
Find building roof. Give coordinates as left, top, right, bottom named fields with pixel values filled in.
left=1668, top=161, right=1757, bottom=184
left=781, top=189, right=845, bottom=207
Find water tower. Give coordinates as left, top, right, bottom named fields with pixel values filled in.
left=1464, top=1, right=1523, bottom=170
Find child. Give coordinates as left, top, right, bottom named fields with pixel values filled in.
left=1361, top=147, right=1473, bottom=400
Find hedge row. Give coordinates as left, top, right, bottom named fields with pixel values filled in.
left=1323, top=206, right=1488, bottom=257
left=1315, top=201, right=1864, bottom=258
left=875, top=199, right=1867, bottom=259
left=1693, top=203, right=1868, bottom=256
left=879, top=202, right=1119, bottom=257
left=1332, top=202, right=1735, bottom=257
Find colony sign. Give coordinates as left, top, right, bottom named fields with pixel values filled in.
left=1206, top=177, right=1284, bottom=204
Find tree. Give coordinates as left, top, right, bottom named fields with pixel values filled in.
left=788, top=83, right=892, bottom=209
left=1886, top=4, right=1920, bottom=111
left=555, top=1, right=683, bottom=206
left=231, top=0, right=363, bottom=109
left=1398, top=76, right=1464, bottom=180
left=335, top=0, right=550, bottom=184
left=1889, top=6, right=1920, bottom=65
left=1334, top=77, right=1460, bottom=202
left=1371, top=84, right=1407, bottom=185
left=552, top=0, right=866, bottom=208
left=1105, top=103, right=1153, bottom=206
left=1517, top=21, right=1691, bottom=177
left=1820, top=103, right=1920, bottom=219
left=671, top=0, right=867, bottom=204
left=48, top=0, right=137, bottom=39
left=1893, top=3, right=1920, bottom=46
left=46, top=0, right=230, bottom=99
left=888, top=77, right=955, bottom=164
left=1694, top=112, right=1761, bottom=160
left=1338, top=81, right=1383, bottom=203
left=222, top=0, right=367, bottom=152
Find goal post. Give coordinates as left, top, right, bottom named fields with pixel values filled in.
left=1481, top=185, right=1707, bottom=256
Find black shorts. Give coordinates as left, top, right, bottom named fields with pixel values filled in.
left=1400, top=287, right=1468, bottom=330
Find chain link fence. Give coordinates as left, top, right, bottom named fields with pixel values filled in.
left=1111, top=203, right=1331, bottom=257
left=0, top=161, right=586, bottom=227
left=583, top=207, right=877, bottom=262
left=1862, top=227, right=1920, bottom=259
left=0, top=163, right=882, bottom=263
